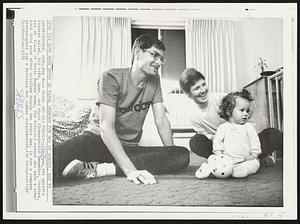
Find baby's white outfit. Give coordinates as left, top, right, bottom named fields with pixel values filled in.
left=213, top=122, right=262, bottom=178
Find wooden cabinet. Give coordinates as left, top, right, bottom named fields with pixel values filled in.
left=244, top=70, right=283, bottom=133
left=244, top=77, right=270, bottom=133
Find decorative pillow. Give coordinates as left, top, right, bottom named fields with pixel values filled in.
left=52, top=95, right=92, bottom=144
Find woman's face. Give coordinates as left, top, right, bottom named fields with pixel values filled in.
left=189, top=79, right=209, bottom=104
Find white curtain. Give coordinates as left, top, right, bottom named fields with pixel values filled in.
left=185, top=19, right=237, bottom=92
left=79, top=17, right=132, bottom=99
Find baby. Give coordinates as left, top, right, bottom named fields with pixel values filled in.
left=212, top=89, right=261, bottom=178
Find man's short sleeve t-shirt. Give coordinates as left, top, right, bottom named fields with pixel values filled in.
left=87, top=68, right=163, bottom=146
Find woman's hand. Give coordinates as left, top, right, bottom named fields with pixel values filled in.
left=126, top=170, right=157, bottom=185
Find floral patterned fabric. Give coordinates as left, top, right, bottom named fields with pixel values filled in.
left=52, top=95, right=92, bottom=144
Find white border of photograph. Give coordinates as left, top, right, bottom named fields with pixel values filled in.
left=3, top=2, right=297, bottom=220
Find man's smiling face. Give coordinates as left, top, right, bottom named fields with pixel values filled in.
left=136, top=46, right=164, bottom=76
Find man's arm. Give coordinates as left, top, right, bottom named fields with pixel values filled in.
left=152, top=102, right=174, bottom=146
left=99, top=104, right=156, bottom=184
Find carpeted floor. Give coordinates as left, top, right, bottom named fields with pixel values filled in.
left=53, top=152, right=283, bottom=207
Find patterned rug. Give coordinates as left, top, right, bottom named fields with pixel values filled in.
left=53, top=152, right=283, bottom=207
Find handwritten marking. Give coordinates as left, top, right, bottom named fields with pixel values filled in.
left=38, top=146, right=47, bottom=161
left=15, top=89, right=25, bottom=119
left=232, top=212, right=284, bottom=219
left=232, top=213, right=249, bottom=219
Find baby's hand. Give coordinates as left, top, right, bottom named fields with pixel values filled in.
left=214, top=150, right=223, bottom=156
left=248, top=152, right=258, bottom=160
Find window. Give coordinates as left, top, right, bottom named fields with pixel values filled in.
left=131, top=28, right=186, bottom=92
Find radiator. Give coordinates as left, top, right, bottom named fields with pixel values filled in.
left=266, top=69, right=283, bottom=131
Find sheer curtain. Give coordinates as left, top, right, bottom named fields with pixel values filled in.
left=79, top=17, right=132, bottom=99
left=185, top=19, right=237, bottom=92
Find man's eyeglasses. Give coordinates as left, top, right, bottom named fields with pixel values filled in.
left=143, top=49, right=165, bottom=64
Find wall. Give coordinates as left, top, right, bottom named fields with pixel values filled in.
left=234, top=18, right=283, bottom=88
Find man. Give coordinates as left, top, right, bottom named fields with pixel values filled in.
left=54, top=34, right=190, bottom=185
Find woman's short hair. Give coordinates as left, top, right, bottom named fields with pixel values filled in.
left=131, top=34, right=166, bottom=64
left=179, top=68, right=205, bottom=94
left=219, top=89, right=254, bottom=121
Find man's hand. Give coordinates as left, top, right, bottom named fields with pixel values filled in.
left=126, top=170, right=157, bottom=185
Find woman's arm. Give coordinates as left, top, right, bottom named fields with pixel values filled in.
left=189, top=114, right=215, bottom=140
left=191, top=122, right=215, bottom=140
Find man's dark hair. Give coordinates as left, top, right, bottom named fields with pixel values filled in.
left=219, top=89, right=254, bottom=121
left=179, top=68, right=206, bottom=94
left=131, top=34, right=166, bottom=64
